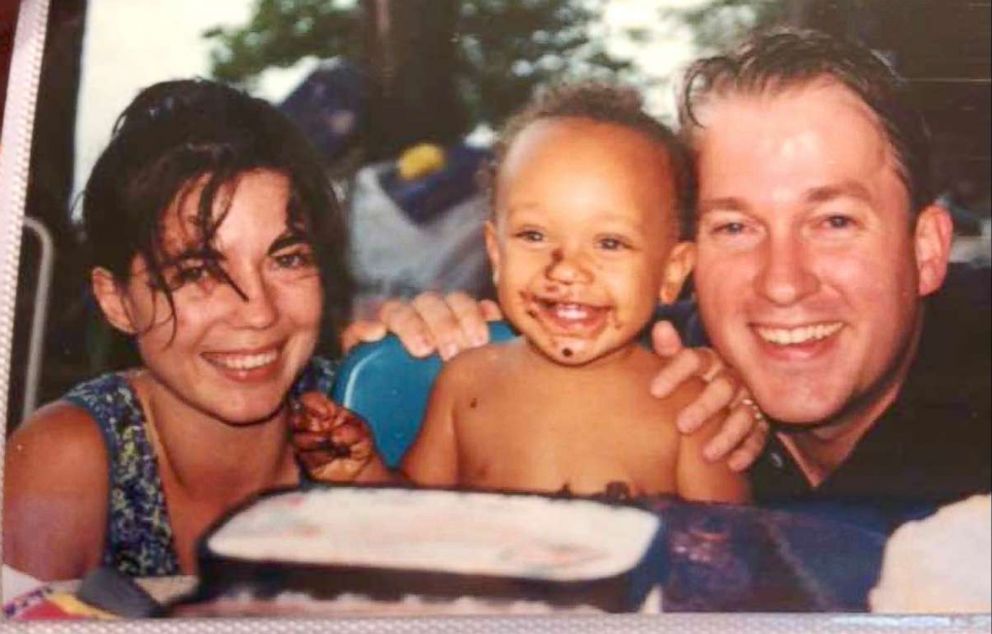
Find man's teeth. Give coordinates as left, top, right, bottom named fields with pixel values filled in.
left=210, top=350, right=278, bottom=370
left=756, top=322, right=843, bottom=345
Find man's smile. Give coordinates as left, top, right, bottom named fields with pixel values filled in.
left=753, top=321, right=844, bottom=346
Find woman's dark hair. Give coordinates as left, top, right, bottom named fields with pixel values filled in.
left=487, top=81, right=696, bottom=239
left=679, top=27, right=933, bottom=216
left=83, top=78, right=350, bottom=356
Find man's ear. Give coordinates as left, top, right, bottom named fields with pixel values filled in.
left=91, top=267, right=137, bottom=335
left=914, top=204, right=954, bottom=297
left=659, top=241, right=696, bottom=304
left=484, top=220, right=501, bottom=286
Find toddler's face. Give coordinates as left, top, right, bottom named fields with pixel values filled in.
left=487, top=117, right=692, bottom=366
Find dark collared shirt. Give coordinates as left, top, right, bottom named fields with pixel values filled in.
left=748, top=264, right=991, bottom=528
left=661, top=265, right=992, bottom=529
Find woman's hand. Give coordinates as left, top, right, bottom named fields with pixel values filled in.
left=289, top=393, right=389, bottom=483
left=649, top=321, right=770, bottom=472
left=341, top=292, right=503, bottom=359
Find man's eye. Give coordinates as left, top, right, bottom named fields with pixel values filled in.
left=514, top=230, right=544, bottom=243
left=823, top=215, right=855, bottom=229
left=713, top=222, right=747, bottom=235
left=273, top=250, right=316, bottom=269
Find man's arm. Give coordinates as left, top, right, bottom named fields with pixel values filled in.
left=649, top=321, right=769, bottom=471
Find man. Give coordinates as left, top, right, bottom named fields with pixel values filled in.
left=671, top=29, right=989, bottom=516
left=341, top=29, right=990, bottom=521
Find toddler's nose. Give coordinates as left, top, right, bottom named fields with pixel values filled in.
left=544, top=247, right=593, bottom=284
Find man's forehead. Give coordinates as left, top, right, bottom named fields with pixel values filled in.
left=696, top=78, right=882, bottom=131
left=697, top=83, right=897, bottom=173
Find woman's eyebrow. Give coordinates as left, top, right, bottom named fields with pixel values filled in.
left=159, top=246, right=224, bottom=267
left=268, top=231, right=309, bottom=254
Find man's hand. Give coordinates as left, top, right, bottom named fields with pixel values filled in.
left=649, top=321, right=769, bottom=472
left=289, top=392, right=386, bottom=482
left=341, top=292, right=503, bottom=359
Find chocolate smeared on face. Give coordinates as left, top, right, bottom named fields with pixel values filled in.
left=562, top=347, right=573, bottom=357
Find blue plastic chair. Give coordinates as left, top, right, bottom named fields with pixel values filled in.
left=331, top=321, right=517, bottom=467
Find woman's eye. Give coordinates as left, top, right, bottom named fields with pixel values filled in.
left=273, top=250, right=316, bottom=269
left=167, top=263, right=210, bottom=287
left=177, top=266, right=207, bottom=281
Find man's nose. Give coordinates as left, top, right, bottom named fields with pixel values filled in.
left=755, top=235, right=819, bottom=305
left=544, top=246, right=594, bottom=284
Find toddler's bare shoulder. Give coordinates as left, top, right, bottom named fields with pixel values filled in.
left=440, top=339, right=520, bottom=385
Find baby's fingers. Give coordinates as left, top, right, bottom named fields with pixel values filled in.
left=289, top=393, right=338, bottom=432
left=330, top=417, right=372, bottom=448
left=292, top=431, right=339, bottom=452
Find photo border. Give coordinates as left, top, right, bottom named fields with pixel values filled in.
left=1, top=1, right=989, bottom=632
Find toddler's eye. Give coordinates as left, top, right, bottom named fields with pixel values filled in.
left=597, top=236, right=630, bottom=251
left=514, top=230, right=544, bottom=243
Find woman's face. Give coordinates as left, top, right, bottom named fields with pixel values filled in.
left=105, top=169, right=324, bottom=425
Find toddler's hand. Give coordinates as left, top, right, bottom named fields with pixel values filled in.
left=289, top=392, right=380, bottom=482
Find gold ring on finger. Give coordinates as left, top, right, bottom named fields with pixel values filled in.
left=741, top=397, right=765, bottom=422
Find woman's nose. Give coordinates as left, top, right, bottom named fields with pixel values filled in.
left=228, top=272, right=278, bottom=329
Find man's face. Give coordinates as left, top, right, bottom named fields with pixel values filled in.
left=692, top=81, right=948, bottom=426
left=487, top=117, right=690, bottom=366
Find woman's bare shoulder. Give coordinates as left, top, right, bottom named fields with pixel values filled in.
left=6, top=401, right=110, bottom=484
left=3, top=401, right=112, bottom=579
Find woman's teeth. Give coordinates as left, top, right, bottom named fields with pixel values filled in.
left=756, top=322, right=843, bottom=345
left=208, top=350, right=278, bottom=370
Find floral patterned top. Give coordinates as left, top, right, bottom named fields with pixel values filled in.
left=62, top=356, right=337, bottom=577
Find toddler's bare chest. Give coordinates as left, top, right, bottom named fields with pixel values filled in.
left=453, top=387, right=678, bottom=495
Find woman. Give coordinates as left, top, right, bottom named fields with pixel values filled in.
left=3, top=79, right=352, bottom=580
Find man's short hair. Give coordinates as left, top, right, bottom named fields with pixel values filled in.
left=489, top=81, right=697, bottom=238
left=679, top=27, right=934, bottom=215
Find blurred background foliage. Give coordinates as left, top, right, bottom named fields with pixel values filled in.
left=203, top=0, right=644, bottom=135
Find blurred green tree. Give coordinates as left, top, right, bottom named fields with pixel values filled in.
left=203, top=0, right=636, bottom=134
left=661, top=0, right=793, bottom=53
